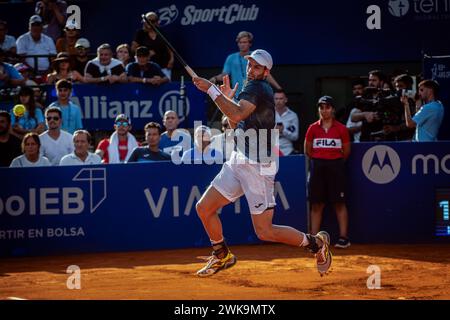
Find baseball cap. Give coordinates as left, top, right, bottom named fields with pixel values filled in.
left=317, top=95, right=335, bottom=107
left=115, top=114, right=130, bottom=123
left=136, top=46, right=150, bottom=57
left=29, top=15, right=43, bottom=25
left=245, top=49, right=273, bottom=70
left=14, top=63, right=31, bottom=72
left=65, top=20, right=79, bottom=30
left=75, top=38, right=90, bottom=49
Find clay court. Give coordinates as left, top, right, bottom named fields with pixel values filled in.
left=1, top=243, right=449, bottom=300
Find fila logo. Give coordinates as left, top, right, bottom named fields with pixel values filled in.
left=313, top=138, right=342, bottom=149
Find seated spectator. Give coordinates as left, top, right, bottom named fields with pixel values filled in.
left=71, top=38, right=90, bottom=75
left=210, top=115, right=234, bottom=161
left=10, top=132, right=50, bottom=167
left=46, top=79, right=82, bottom=134
left=0, top=20, right=17, bottom=63
left=84, top=43, right=127, bottom=84
left=35, top=0, right=67, bottom=42
left=402, top=79, right=444, bottom=142
left=181, top=125, right=223, bottom=164
left=126, top=122, right=171, bottom=163
left=14, top=63, right=38, bottom=86
left=39, top=106, right=73, bottom=165
left=126, top=46, right=169, bottom=86
left=60, top=130, right=101, bottom=165
left=33, top=86, right=46, bottom=109
left=0, top=48, right=25, bottom=88
left=95, top=114, right=139, bottom=164
left=116, top=44, right=132, bottom=67
left=55, top=20, right=80, bottom=56
left=159, top=110, right=192, bottom=157
left=0, top=110, right=22, bottom=167
left=47, top=52, right=83, bottom=84
left=11, top=86, right=45, bottom=139
left=274, top=89, right=299, bottom=155
left=131, top=12, right=174, bottom=80
left=16, top=15, right=57, bottom=75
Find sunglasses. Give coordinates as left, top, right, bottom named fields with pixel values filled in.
left=115, top=121, right=129, bottom=127
left=46, top=116, right=60, bottom=121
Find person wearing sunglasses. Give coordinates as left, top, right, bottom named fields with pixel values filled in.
left=39, top=106, right=74, bottom=165
left=304, top=96, right=352, bottom=249
left=95, top=114, right=139, bottom=164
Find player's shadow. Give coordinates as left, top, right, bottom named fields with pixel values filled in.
left=1, top=242, right=449, bottom=275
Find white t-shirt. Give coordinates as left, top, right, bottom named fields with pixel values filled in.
left=10, top=155, right=51, bottom=168
left=40, top=130, right=74, bottom=166
left=16, top=32, right=56, bottom=71
left=59, top=152, right=102, bottom=166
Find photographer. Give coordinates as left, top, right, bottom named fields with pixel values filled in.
left=351, top=70, right=407, bottom=142
left=403, top=79, right=444, bottom=142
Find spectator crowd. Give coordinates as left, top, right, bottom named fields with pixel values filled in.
left=0, top=9, right=445, bottom=169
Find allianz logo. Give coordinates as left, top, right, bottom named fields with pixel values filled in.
left=362, top=145, right=450, bottom=184
left=71, top=90, right=190, bottom=121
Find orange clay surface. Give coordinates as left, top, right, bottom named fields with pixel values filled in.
left=1, top=243, right=450, bottom=300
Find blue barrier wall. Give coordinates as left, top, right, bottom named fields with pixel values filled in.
left=321, top=142, right=450, bottom=243
left=0, top=156, right=307, bottom=257
left=1, top=142, right=449, bottom=257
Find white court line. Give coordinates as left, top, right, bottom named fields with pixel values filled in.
left=6, top=297, right=28, bottom=300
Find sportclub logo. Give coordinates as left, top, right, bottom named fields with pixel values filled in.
left=158, top=90, right=190, bottom=123
left=388, top=0, right=410, bottom=17
left=362, top=145, right=401, bottom=184
left=156, top=5, right=179, bottom=27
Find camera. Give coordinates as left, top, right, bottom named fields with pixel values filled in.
left=354, top=87, right=404, bottom=141
left=402, top=89, right=415, bottom=99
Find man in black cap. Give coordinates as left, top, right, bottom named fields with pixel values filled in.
left=304, top=96, right=351, bottom=249
left=126, top=46, right=169, bottom=86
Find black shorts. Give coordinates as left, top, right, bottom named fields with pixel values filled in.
left=308, top=158, right=346, bottom=204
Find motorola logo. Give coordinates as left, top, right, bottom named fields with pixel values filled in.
left=362, top=145, right=401, bottom=184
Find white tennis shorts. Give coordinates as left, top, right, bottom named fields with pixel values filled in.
left=211, top=151, right=276, bottom=214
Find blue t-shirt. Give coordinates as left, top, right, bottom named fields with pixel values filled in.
left=126, top=147, right=171, bottom=163
left=10, top=107, right=44, bottom=130
left=412, top=100, right=444, bottom=142
left=235, top=79, right=275, bottom=162
left=181, top=147, right=223, bottom=164
left=0, top=62, right=24, bottom=87
left=223, top=52, right=249, bottom=96
left=47, top=101, right=83, bottom=134
left=159, top=129, right=192, bottom=157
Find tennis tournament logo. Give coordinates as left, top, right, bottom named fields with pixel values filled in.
left=362, top=145, right=401, bottom=184
left=388, top=0, right=410, bottom=17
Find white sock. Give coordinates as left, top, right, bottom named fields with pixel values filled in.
left=299, top=232, right=309, bottom=247
left=211, top=238, right=224, bottom=245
